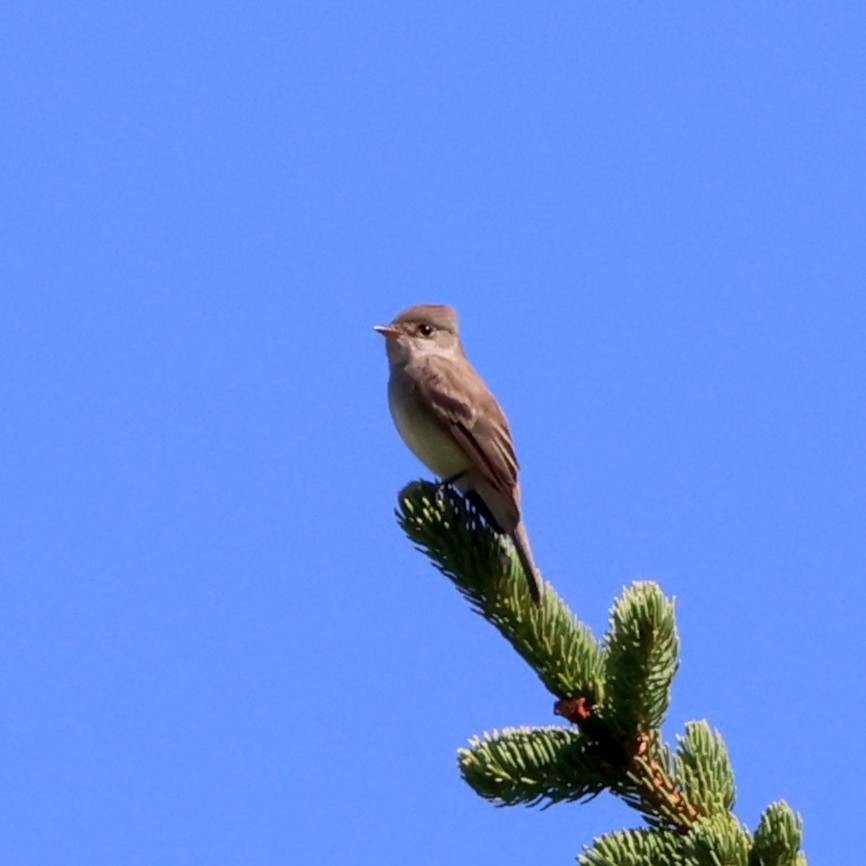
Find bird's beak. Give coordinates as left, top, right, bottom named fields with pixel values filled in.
left=373, top=325, right=401, bottom=340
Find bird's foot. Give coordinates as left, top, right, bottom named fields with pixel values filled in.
left=434, top=471, right=466, bottom=503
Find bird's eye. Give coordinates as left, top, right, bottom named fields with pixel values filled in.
left=418, top=323, right=434, bottom=337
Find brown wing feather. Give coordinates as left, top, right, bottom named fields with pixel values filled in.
left=414, top=354, right=519, bottom=495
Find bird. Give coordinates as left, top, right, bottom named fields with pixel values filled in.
left=374, top=304, right=543, bottom=604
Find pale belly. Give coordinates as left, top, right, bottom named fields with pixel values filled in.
left=388, top=382, right=469, bottom=480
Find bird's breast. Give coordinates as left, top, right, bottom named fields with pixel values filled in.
left=388, top=377, right=470, bottom=480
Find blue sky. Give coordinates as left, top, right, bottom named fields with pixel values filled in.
left=2, top=4, right=864, bottom=863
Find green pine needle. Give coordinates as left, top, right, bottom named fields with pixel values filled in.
left=685, top=814, right=752, bottom=866
left=676, top=721, right=736, bottom=816
left=578, top=828, right=681, bottom=866
left=459, top=726, right=610, bottom=807
left=397, top=480, right=604, bottom=700
left=749, top=802, right=804, bottom=866
left=602, top=581, right=679, bottom=739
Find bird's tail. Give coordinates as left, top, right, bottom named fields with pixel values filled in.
left=511, top=522, right=543, bottom=605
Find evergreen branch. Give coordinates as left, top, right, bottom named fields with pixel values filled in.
left=578, top=828, right=682, bottom=866
left=684, top=814, right=752, bottom=866
left=397, top=481, right=604, bottom=701
left=615, top=734, right=701, bottom=832
left=393, top=479, right=808, bottom=865
left=749, top=802, right=805, bottom=866
left=675, top=722, right=736, bottom=817
left=602, top=582, right=679, bottom=740
left=458, top=727, right=609, bottom=807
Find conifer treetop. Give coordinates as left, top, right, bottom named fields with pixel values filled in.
left=396, top=480, right=806, bottom=866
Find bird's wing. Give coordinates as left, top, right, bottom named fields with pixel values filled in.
left=414, top=353, right=520, bottom=496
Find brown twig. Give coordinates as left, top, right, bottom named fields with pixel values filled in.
left=555, top=699, right=701, bottom=832
left=629, top=733, right=701, bottom=832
